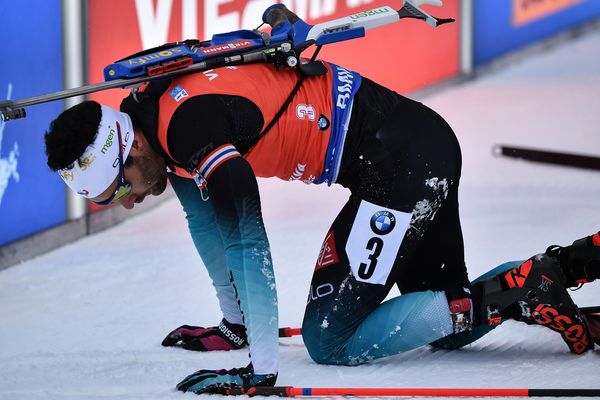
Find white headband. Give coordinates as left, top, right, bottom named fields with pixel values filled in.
left=58, top=105, right=134, bottom=199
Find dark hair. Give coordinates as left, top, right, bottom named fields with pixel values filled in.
left=44, top=101, right=102, bottom=171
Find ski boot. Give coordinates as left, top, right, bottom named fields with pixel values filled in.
left=546, top=231, right=600, bottom=287
left=472, top=232, right=600, bottom=354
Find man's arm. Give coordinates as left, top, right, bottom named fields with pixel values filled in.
left=207, top=157, right=279, bottom=376
left=172, top=156, right=279, bottom=394
left=168, top=173, right=245, bottom=326
left=167, top=94, right=278, bottom=392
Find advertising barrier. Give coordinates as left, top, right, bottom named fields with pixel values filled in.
left=474, top=0, right=600, bottom=66
left=3, top=0, right=600, bottom=262
left=0, top=1, right=66, bottom=245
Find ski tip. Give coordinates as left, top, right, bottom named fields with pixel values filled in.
left=491, top=145, right=506, bottom=158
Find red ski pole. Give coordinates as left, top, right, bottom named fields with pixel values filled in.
left=229, top=386, right=600, bottom=397
left=278, top=327, right=301, bottom=337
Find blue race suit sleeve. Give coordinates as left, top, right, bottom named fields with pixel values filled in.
left=205, top=156, right=279, bottom=375
left=168, top=173, right=245, bottom=325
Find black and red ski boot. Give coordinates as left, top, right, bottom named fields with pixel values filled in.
left=546, top=231, right=600, bottom=287
left=472, top=234, right=599, bottom=354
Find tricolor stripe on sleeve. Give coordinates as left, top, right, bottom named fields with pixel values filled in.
left=193, top=144, right=241, bottom=188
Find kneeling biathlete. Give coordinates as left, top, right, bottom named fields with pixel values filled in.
left=38, top=1, right=598, bottom=395
left=44, top=57, right=600, bottom=393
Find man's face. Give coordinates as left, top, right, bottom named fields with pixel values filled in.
left=91, top=132, right=168, bottom=209
left=117, top=152, right=169, bottom=209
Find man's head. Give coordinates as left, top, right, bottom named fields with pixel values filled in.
left=45, top=100, right=168, bottom=208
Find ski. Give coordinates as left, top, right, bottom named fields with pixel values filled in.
left=0, top=0, right=454, bottom=123
left=494, top=145, right=600, bottom=172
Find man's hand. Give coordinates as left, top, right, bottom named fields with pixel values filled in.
left=176, top=364, right=277, bottom=394
left=161, top=318, right=246, bottom=351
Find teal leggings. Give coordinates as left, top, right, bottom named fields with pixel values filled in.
left=302, top=261, right=522, bottom=365
left=430, top=260, right=522, bottom=350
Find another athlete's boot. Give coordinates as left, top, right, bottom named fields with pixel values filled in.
left=472, top=232, right=600, bottom=354
left=546, top=231, right=600, bottom=287
left=546, top=231, right=600, bottom=347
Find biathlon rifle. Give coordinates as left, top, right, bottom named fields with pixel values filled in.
left=0, top=0, right=453, bottom=122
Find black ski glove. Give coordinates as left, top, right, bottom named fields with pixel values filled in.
left=176, top=363, right=277, bottom=395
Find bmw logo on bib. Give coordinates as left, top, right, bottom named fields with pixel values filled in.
left=370, top=210, right=396, bottom=235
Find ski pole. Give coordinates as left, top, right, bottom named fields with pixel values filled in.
left=278, top=327, right=301, bottom=337
left=228, top=386, right=600, bottom=397
left=493, top=145, right=600, bottom=172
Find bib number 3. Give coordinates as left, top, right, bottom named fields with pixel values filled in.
left=358, top=237, right=383, bottom=279
left=346, top=200, right=411, bottom=285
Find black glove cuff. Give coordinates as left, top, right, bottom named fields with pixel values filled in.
left=219, top=318, right=247, bottom=348
left=240, top=363, right=278, bottom=388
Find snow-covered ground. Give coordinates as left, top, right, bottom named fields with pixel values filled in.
left=1, top=28, right=600, bottom=400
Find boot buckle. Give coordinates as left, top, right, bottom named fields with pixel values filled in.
left=487, top=305, right=502, bottom=326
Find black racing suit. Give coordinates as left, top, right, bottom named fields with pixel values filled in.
left=121, top=74, right=467, bottom=366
